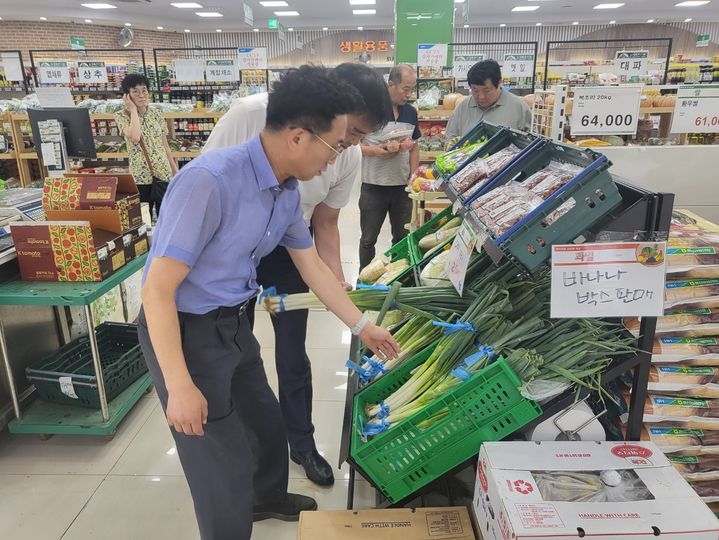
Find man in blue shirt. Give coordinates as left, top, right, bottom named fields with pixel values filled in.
left=138, top=66, right=399, bottom=540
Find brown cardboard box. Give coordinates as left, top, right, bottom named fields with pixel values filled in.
left=297, top=507, right=476, bottom=540
left=41, top=174, right=142, bottom=232
left=121, top=224, right=149, bottom=263
left=11, top=209, right=127, bottom=282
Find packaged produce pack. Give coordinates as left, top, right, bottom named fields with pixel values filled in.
left=640, top=424, right=719, bottom=455
left=449, top=144, right=520, bottom=197
left=668, top=210, right=719, bottom=278
left=665, top=277, right=719, bottom=311
left=639, top=395, right=719, bottom=430
left=625, top=307, right=719, bottom=337
left=652, top=336, right=719, bottom=364
left=669, top=453, right=719, bottom=481
left=648, top=365, right=719, bottom=398
left=362, top=122, right=415, bottom=146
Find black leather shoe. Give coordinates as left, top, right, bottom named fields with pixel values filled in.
left=290, top=449, right=335, bottom=486
left=252, top=492, right=317, bottom=522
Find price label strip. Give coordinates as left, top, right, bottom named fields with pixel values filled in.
left=570, top=86, right=642, bottom=137
left=671, top=84, right=719, bottom=134
left=445, top=221, right=478, bottom=297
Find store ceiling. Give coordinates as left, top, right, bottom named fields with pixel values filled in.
left=2, top=0, right=718, bottom=31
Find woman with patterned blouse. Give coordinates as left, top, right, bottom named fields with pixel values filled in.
left=115, top=73, right=178, bottom=220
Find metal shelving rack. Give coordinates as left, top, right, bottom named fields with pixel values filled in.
left=0, top=50, right=29, bottom=95
left=338, top=177, right=674, bottom=510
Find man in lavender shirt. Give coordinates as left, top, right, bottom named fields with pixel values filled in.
left=138, top=66, right=400, bottom=540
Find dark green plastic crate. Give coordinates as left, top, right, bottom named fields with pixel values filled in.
left=379, top=235, right=420, bottom=287
left=465, top=140, right=623, bottom=273
left=26, top=322, right=147, bottom=409
left=350, top=344, right=541, bottom=503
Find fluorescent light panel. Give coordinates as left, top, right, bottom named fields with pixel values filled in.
left=274, top=10, right=299, bottom=15
left=81, top=3, right=116, bottom=8
left=353, top=9, right=376, bottom=14
left=170, top=2, right=203, bottom=7
left=675, top=1, right=710, bottom=5
left=195, top=11, right=223, bottom=17
left=593, top=3, right=624, bottom=9
left=259, top=1, right=289, bottom=6
left=349, top=0, right=376, bottom=4
left=512, top=5, right=540, bottom=11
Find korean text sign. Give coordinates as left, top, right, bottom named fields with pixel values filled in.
left=550, top=242, right=666, bottom=318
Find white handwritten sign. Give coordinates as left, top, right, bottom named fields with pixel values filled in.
left=418, top=44, right=449, bottom=68
left=445, top=221, right=478, bottom=296
left=38, top=61, right=70, bottom=84
left=614, top=50, right=649, bottom=78
left=550, top=242, right=666, bottom=318
left=453, top=54, right=484, bottom=83
left=205, top=59, right=238, bottom=82
left=172, top=59, right=205, bottom=83
left=77, top=61, right=108, bottom=84
left=237, top=47, right=268, bottom=70
left=503, top=53, right=534, bottom=79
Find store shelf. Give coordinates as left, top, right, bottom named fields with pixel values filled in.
left=95, top=152, right=128, bottom=159
left=418, top=109, right=453, bottom=121
left=17, top=152, right=38, bottom=160
left=0, top=153, right=16, bottom=160
left=419, top=151, right=442, bottom=162
left=171, top=151, right=201, bottom=158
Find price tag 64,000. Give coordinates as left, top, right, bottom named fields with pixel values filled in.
left=570, top=86, right=642, bottom=137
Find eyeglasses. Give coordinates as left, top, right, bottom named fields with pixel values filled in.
left=129, top=88, right=150, bottom=97
left=309, top=131, right=347, bottom=157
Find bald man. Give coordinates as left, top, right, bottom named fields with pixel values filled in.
left=358, top=64, right=421, bottom=270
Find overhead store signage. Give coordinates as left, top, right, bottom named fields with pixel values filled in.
left=243, top=2, right=254, bottom=27
left=671, top=84, right=719, bottom=134
left=1, top=53, right=24, bottom=82
left=697, top=34, right=711, bottom=48
left=38, top=61, right=71, bottom=84
left=452, top=54, right=484, bottom=83
left=502, top=53, right=534, bottom=79
left=70, top=36, right=86, bottom=51
left=445, top=221, right=479, bottom=296
left=77, top=61, right=108, bottom=84
left=340, top=40, right=390, bottom=53
left=205, top=59, right=238, bottom=82
left=417, top=43, right=449, bottom=68
left=570, top=86, right=641, bottom=136
left=268, top=18, right=278, bottom=29
left=550, top=242, right=667, bottom=318
left=237, top=47, right=268, bottom=70
left=172, top=59, right=205, bottom=83
left=613, top=50, right=649, bottom=78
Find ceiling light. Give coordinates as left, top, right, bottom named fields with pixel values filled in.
left=274, top=10, right=299, bottom=16
left=157, top=26, right=164, bottom=29
left=573, top=20, right=579, bottom=24
left=512, top=5, right=540, bottom=11
left=675, top=1, right=710, bottom=5
left=593, top=3, right=624, bottom=9
left=217, top=28, right=223, bottom=32
left=685, top=17, right=693, bottom=20
left=125, top=22, right=132, bottom=26
left=609, top=20, right=616, bottom=23
left=253, top=28, right=259, bottom=31
left=259, top=1, right=288, bottom=6
left=455, top=0, right=466, bottom=3
left=357, top=26, right=364, bottom=30
left=463, top=24, right=469, bottom=27
left=647, top=18, right=655, bottom=22
left=536, top=22, right=542, bottom=25
left=84, top=19, right=92, bottom=23
left=322, top=26, right=328, bottom=30
left=81, top=3, right=117, bottom=8
left=40, top=16, right=47, bottom=20
left=288, top=27, right=294, bottom=31
left=500, top=23, right=507, bottom=27
left=353, top=9, right=376, bottom=15
left=349, top=0, right=376, bottom=4
left=170, top=2, right=203, bottom=7
left=195, top=11, right=223, bottom=17
left=184, top=28, right=191, bottom=32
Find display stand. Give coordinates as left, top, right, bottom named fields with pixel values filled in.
left=542, top=38, right=673, bottom=90
left=0, top=254, right=151, bottom=438
left=29, top=48, right=148, bottom=102
left=0, top=50, right=29, bottom=95
left=339, top=178, right=674, bottom=509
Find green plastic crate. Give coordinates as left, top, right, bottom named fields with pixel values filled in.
left=26, top=323, right=147, bottom=409
left=380, top=235, right=420, bottom=286
left=408, top=206, right=457, bottom=265
left=350, top=344, right=541, bottom=503
left=466, top=140, right=622, bottom=273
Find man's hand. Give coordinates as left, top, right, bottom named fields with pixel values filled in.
left=166, top=380, right=208, bottom=436
left=373, top=144, right=400, bottom=157
left=123, top=94, right=138, bottom=115
left=340, top=280, right=353, bottom=292
left=359, top=323, right=401, bottom=361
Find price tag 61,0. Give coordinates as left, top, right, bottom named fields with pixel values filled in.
left=570, top=86, right=642, bottom=137
left=445, top=221, right=477, bottom=296
left=671, top=84, right=719, bottom=134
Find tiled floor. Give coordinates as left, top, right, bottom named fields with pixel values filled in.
left=0, top=181, right=396, bottom=539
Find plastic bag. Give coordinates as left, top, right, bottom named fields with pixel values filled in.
left=416, top=85, right=441, bottom=111
left=363, top=122, right=416, bottom=146
left=420, top=250, right=451, bottom=287
left=521, top=379, right=572, bottom=402
left=533, top=469, right=654, bottom=503
left=449, top=144, right=520, bottom=195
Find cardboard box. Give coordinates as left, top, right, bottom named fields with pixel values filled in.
left=298, top=507, right=476, bottom=540
left=473, top=441, right=719, bottom=540
left=42, top=174, right=142, bottom=232
left=121, top=223, right=149, bottom=263
left=11, top=209, right=127, bottom=282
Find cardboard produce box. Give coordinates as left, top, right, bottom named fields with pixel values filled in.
left=42, top=174, right=142, bottom=232
left=121, top=223, right=149, bottom=263
left=298, top=507, right=476, bottom=540
left=473, top=441, right=719, bottom=540
left=11, top=209, right=128, bottom=282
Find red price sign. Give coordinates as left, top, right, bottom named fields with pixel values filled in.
left=672, top=85, right=719, bottom=134
left=695, top=115, right=719, bottom=128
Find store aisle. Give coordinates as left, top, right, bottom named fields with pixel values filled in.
left=0, top=181, right=395, bottom=540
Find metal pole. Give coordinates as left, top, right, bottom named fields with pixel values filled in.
left=84, top=305, right=110, bottom=421
left=153, top=49, right=161, bottom=97
left=532, top=41, right=538, bottom=94
left=0, top=316, right=22, bottom=420
left=664, top=38, right=673, bottom=86
left=543, top=42, right=552, bottom=91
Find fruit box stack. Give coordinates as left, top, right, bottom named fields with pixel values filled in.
left=473, top=441, right=719, bottom=540
left=623, top=210, right=719, bottom=507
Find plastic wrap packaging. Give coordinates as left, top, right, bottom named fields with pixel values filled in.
left=638, top=394, right=719, bottom=430
left=363, top=122, right=415, bottom=146
left=416, top=85, right=441, bottom=111
left=532, top=469, right=654, bottom=503
left=523, top=161, right=582, bottom=199
left=625, top=308, right=719, bottom=337
left=665, top=278, right=719, bottom=311
left=669, top=454, right=719, bottom=481
left=650, top=365, right=719, bottom=385
left=652, top=336, right=719, bottom=364
left=648, top=381, right=719, bottom=399
left=668, top=210, right=719, bottom=278
left=471, top=181, right=544, bottom=237
left=449, top=144, right=520, bottom=194
left=688, top=479, right=719, bottom=503
left=435, top=143, right=485, bottom=176
left=420, top=250, right=451, bottom=287
left=640, top=424, right=719, bottom=455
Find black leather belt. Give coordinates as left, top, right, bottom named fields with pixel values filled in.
left=214, top=299, right=253, bottom=320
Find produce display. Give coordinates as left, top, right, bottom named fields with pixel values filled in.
left=358, top=258, right=411, bottom=286
left=448, top=144, right=520, bottom=197
left=410, top=165, right=438, bottom=193
left=434, top=140, right=486, bottom=177
left=469, top=161, right=582, bottom=237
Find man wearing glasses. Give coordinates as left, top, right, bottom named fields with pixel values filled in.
left=445, top=59, right=531, bottom=146
left=139, top=66, right=399, bottom=539
left=202, top=64, right=392, bottom=487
